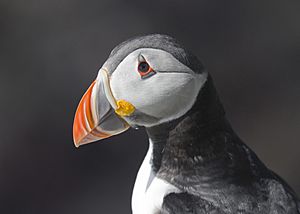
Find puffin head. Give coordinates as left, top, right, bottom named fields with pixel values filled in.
left=73, top=34, right=208, bottom=147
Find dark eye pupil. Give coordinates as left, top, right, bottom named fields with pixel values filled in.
left=138, top=62, right=149, bottom=72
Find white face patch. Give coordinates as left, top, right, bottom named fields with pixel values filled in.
left=108, top=48, right=207, bottom=127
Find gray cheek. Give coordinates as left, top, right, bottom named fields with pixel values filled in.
left=125, top=109, right=161, bottom=127
left=110, top=71, right=141, bottom=101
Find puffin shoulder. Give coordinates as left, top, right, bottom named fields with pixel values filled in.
left=161, top=192, right=223, bottom=214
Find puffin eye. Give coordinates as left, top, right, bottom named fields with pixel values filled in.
left=137, top=61, right=156, bottom=79
left=138, top=62, right=150, bottom=73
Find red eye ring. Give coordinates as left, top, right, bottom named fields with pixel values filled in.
left=137, top=61, right=155, bottom=78
left=138, top=61, right=150, bottom=73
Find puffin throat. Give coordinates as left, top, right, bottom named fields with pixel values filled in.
left=146, top=75, right=225, bottom=172
left=145, top=76, right=255, bottom=191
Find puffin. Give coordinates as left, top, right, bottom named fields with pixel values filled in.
left=73, top=34, right=300, bottom=214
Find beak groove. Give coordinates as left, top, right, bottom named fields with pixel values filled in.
left=73, top=81, right=108, bottom=147
left=73, top=69, right=130, bottom=147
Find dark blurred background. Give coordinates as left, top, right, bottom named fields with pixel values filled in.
left=1, top=0, right=299, bottom=213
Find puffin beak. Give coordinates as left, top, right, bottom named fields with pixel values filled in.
left=73, top=69, right=130, bottom=147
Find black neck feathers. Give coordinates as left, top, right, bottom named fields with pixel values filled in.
left=146, top=75, right=225, bottom=171
left=146, top=76, right=262, bottom=189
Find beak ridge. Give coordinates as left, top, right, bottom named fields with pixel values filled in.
left=73, top=71, right=130, bottom=147
left=73, top=81, right=111, bottom=147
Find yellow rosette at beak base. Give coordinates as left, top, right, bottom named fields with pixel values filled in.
left=115, top=100, right=136, bottom=117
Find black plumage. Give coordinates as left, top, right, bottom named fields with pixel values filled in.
left=102, top=34, right=300, bottom=213
left=146, top=75, right=300, bottom=213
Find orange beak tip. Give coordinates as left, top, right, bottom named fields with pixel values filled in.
left=72, top=79, right=130, bottom=148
